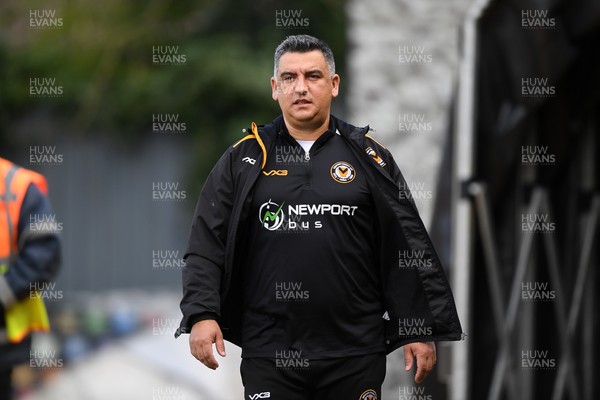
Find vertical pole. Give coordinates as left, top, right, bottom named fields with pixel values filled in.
left=449, top=1, right=492, bottom=399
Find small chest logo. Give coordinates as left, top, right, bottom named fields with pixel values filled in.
left=330, top=161, right=356, bottom=184
left=359, top=389, right=377, bottom=400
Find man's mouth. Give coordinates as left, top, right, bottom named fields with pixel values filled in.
left=293, top=99, right=311, bottom=105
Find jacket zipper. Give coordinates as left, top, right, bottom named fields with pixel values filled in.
left=304, top=149, right=311, bottom=188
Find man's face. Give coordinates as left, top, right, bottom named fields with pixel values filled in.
left=271, top=50, right=340, bottom=129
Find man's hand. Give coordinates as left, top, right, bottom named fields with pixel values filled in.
left=189, top=319, right=226, bottom=370
left=403, top=342, right=436, bottom=384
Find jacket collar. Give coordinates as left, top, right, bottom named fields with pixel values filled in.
left=256, top=114, right=370, bottom=145
left=247, top=115, right=371, bottom=170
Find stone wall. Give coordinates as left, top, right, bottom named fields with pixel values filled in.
left=346, top=0, right=471, bottom=227
left=346, top=0, right=472, bottom=396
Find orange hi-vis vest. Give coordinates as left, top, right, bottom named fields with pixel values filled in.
left=0, top=157, right=51, bottom=343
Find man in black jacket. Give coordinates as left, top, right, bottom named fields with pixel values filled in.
left=178, top=35, right=462, bottom=399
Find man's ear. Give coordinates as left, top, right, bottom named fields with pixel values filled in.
left=331, top=74, right=340, bottom=98
left=271, top=77, right=279, bottom=101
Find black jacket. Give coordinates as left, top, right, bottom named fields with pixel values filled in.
left=177, top=115, right=463, bottom=354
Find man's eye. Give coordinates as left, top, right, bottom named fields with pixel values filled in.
left=309, top=74, right=320, bottom=79
left=283, top=76, right=294, bottom=82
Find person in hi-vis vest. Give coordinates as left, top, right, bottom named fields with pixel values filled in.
left=0, top=157, right=61, bottom=399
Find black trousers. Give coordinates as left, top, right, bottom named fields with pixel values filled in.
left=240, top=353, right=386, bottom=400
left=0, top=368, right=12, bottom=400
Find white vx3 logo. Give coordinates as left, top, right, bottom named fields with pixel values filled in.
left=249, top=392, right=270, bottom=400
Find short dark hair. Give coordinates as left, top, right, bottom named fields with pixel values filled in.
left=273, top=35, right=336, bottom=78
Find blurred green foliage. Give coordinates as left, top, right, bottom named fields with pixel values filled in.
left=0, top=0, right=346, bottom=180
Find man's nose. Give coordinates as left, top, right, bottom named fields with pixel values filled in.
left=294, top=76, right=308, bottom=93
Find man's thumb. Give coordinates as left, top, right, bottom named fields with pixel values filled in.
left=404, top=346, right=414, bottom=371
left=216, top=331, right=226, bottom=357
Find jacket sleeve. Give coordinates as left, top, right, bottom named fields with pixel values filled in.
left=365, top=136, right=463, bottom=348
left=0, top=184, right=61, bottom=311
left=178, top=148, right=235, bottom=334
left=365, top=137, right=415, bottom=205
